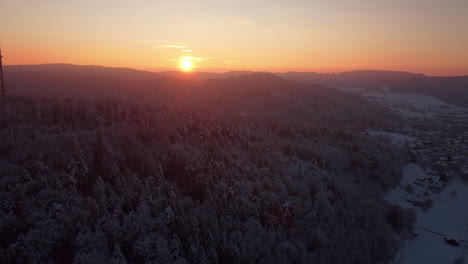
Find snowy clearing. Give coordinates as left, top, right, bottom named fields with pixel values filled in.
left=387, top=163, right=468, bottom=264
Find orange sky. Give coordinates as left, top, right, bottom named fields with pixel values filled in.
left=1, top=0, right=467, bottom=75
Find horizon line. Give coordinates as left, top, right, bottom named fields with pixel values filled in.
left=3, top=62, right=468, bottom=77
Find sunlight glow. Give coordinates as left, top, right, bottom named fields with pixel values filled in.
left=180, top=58, right=193, bottom=72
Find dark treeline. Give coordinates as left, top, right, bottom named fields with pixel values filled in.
left=0, top=73, right=414, bottom=263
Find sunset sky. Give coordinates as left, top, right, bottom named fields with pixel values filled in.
left=1, top=0, right=467, bottom=75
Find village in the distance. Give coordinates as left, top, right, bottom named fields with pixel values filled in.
left=365, top=90, right=468, bottom=263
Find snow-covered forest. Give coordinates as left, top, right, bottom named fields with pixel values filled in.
left=0, top=72, right=416, bottom=263
left=2, top=0, right=467, bottom=260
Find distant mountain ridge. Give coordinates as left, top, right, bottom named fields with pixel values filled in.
left=161, top=69, right=468, bottom=107
left=5, top=63, right=163, bottom=81
left=4, top=64, right=468, bottom=106
left=278, top=70, right=426, bottom=83
left=3, top=63, right=401, bottom=129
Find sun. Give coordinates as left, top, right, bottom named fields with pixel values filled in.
left=179, top=58, right=193, bottom=72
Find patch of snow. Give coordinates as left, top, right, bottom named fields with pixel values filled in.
left=387, top=163, right=468, bottom=264
left=385, top=164, right=429, bottom=212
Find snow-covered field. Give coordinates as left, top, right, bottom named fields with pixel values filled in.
left=364, top=91, right=468, bottom=118
left=385, top=164, right=428, bottom=211
left=387, top=164, right=468, bottom=264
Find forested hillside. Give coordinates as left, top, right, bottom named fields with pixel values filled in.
left=4, top=65, right=400, bottom=129
left=7, top=65, right=468, bottom=107
left=0, top=67, right=414, bottom=263
left=0, top=94, right=414, bottom=263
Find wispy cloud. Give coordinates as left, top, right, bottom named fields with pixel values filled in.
left=159, top=44, right=189, bottom=49
left=182, top=56, right=204, bottom=61
left=182, top=49, right=192, bottom=52
left=55, top=33, right=190, bottom=46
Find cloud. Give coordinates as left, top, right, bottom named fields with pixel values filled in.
left=182, top=56, right=204, bottom=61
left=159, top=44, right=189, bottom=49
left=182, top=49, right=192, bottom=52
left=56, top=33, right=162, bottom=43
left=55, top=33, right=190, bottom=47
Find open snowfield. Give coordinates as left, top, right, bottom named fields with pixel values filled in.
left=387, top=164, right=468, bottom=264
left=364, top=91, right=468, bottom=118
left=385, top=164, right=428, bottom=211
